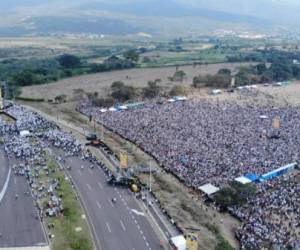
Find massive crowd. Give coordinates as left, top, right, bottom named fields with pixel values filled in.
left=80, top=100, right=300, bottom=188
left=2, top=101, right=300, bottom=248
left=80, top=99, right=300, bottom=249
left=232, top=172, right=300, bottom=249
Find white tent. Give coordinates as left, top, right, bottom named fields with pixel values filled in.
left=259, top=115, right=268, bottom=119
left=212, top=89, right=222, bottom=95
left=235, top=176, right=251, bottom=184
left=100, top=108, right=107, bottom=113
left=198, top=183, right=220, bottom=195
left=118, top=105, right=128, bottom=110
left=20, top=130, right=30, bottom=137
left=108, top=107, right=117, bottom=112
left=170, top=235, right=186, bottom=250
left=167, top=98, right=176, bottom=103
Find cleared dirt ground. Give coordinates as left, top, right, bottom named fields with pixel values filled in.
left=21, top=62, right=254, bottom=100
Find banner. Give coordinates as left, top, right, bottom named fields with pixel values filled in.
left=120, top=152, right=128, bottom=169
left=272, top=116, right=280, bottom=129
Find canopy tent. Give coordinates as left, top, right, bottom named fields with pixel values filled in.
left=125, top=102, right=144, bottom=110
left=167, top=98, right=176, bottom=103
left=235, top=176, right=251, bottom=184
left=244, top=173, right=259, bottom=182
left=170, top=235, right=186, bottom=250
left=198, top=183, right=220, bottom=195
left=260, top=162, right=297, bottom=182
left=100, top=108, right=107, bottom=113
left=118, top=105, right=128, bottom=110
left=20, top=130, right=30, bottom=137
left=173, top=96, right=188, bottom=101
left=108, top=107, right=117, bottom=112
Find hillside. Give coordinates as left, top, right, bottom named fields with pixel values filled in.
left=0, top=0, right=299, bottom=37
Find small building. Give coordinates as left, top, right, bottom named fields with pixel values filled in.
left=170, top=235, right=187, bottom=250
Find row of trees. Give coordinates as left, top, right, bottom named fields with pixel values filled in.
left=86, top=79, right=188, bottom=107
left=5, top=48, right=141, bottom=87
left=193, top=59, right=300, bottom=89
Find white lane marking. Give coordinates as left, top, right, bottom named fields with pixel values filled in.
left=96, top=201, right=102, bottom=209
left=139, top=230, right=143, bottom=235
left=131, top=209, right=145, bottom=216
left=143, top=236, right=146, bottom=241
left=146, top=242, right=149, bottom=247
left=120, top=220, right=126, bottom=231
left=78, top=170, right=82, bottom=176
left=106, top=222, right=112, bottom=233
left=86, top=184, right=92, bottom=190
left=97, top=182, right=103, bottom=190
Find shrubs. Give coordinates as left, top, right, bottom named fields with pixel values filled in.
left=142, top=80, right=160, bottom=99
left=111, top=81, right=137, bottom=101
left=57, top=54, right=81, bottom=68
left=169, top=85, right=187, bottom=96
left=193, top=74, right=231, bottom=88
left=214, top=181, right=256, bottom=208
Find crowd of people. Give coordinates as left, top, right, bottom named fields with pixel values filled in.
left=0, top=104, right=108, bottom=221
left=80, top=100, right=300, bottom=188
left=232, top=172, right=300, bottom=249
left=80, top=99, right=300, bottom=248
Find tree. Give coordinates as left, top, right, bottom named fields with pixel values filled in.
left=218, top=68, right=231, bottom=75
left=171, top=70, right=186, bottom=82
left=169, top=85, right=187, bottom=96
left=13, top=69, right=39, bottom=86
left=54, top=94, right=67, bottom=104
left=143, top=81, right=160, bottom=99
left=270, top=61, right=293, bottom=81
left=215, top=182, right=256, bottom=208
left=57, top=54, right=81, bottom=68
left=111, top=81, right=136, bottom=101
left=255, top=63, right=267, bottom=75
left=123, top=50, right=139, bottom=62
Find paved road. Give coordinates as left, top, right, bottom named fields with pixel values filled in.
left=0, top=155, right=47, bottom=248
left=0, top=147, right=9, bottom=193
left=52, top=147, right=161, bottom=250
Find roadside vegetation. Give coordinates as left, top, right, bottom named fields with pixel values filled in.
left=41, top=156, right=93, bottom=250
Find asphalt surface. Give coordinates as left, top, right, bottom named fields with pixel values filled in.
left=0, top=147, right=9, bottom=193
left=0, top=154, right=47, bottom=248
left=51, top=147, right=162, bottom=250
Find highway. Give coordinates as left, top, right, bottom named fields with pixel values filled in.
left=52, top=147, right=162, bottom=250
left=0, top=152, right=47, bottom=248
left=0, top=147, right=9, bottom=194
